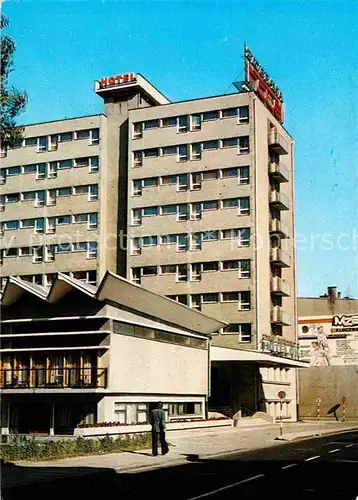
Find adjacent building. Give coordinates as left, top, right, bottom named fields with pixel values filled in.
left=1, top=49, right=307, bottom=422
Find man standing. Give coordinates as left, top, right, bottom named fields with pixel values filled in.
left=150, top=402, right=168, bottom=456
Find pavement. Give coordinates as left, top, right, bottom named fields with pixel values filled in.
left=2, top=419, right=358, bottom=491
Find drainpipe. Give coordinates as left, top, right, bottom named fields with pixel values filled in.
left=206, top=336, right=212, bottom=420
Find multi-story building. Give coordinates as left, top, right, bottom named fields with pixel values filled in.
left=1, top=51, right=307, bottom=421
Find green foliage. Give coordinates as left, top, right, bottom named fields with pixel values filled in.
left=0, top=13, right=27, bottom=148
left=0, top=433, right=151, bottom=463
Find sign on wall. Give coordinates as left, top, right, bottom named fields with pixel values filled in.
left=244, top=46, right=284, bottom=124
left=95, top=72, right=137, bottom=91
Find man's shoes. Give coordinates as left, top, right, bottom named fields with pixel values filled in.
left=153, top=453, right=158, bottom=456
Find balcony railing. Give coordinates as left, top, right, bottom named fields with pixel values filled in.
left=268, top=129, right=289, bottom=155
left=269, top=219, right=290, bottom=238
left=271, top=276, right=291, bottom=297
left=0, top=367, right=107, bottom=389
left=270, top=247, right=291, bottom=268
left=269, top=190, right=290, bottom=210
left=271, top=306, right=291, bottom=326
left=268, top=161, right=289, bottom=182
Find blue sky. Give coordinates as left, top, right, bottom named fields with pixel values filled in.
left=4, top=0, right=358, bottom=298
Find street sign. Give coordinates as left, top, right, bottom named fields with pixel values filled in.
left=316, top=397, right=322, bottom=404
left=278, top=391, right=286, bottom=400
left=341, top=396, right=347, bottom=404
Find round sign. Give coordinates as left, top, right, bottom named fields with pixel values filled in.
left=316, top=397, right=322, bottom=404
left=341, top=396, right=347, bottom=404
left=278, top=391, right=286, bottom=400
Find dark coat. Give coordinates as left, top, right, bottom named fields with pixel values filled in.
left=150, top=408, right=166, bottom=433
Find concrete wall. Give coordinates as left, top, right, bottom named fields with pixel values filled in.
left=298, top=366, right=358, bottom=420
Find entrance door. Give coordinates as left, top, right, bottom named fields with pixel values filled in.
left=10, top=402, right=51, bottom=434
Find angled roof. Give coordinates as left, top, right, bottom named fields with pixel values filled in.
left=1, top=270, right=226, bottom=335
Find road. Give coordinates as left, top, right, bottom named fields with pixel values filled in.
left=2, top=430, right=358, bottom=500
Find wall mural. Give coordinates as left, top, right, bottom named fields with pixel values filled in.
left=301, top=324, right=330, bottom=366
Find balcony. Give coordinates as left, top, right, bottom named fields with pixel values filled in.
left=271, top=276, right=291, bottom=297
left=271, top=306, right=291, bottom=326
left=270, top=247, right=291, bottom=268
left=269, top=190, right=290, bottom=210
left=268, top=129, right=289, bottom=155
left=0, top=367, right=107, bottom=389
left=269, top=219, right=290, bottom=238
left=268, top=161, right=289, bottom=182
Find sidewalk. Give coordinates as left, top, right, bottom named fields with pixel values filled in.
left=2, top=420, right=358, bottom=489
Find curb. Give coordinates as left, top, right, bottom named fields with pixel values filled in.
left=274, top=426, right=358, bottom=442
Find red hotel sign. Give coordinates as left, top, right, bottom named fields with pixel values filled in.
left=245, top=47, right=284, bottom=124
left=98, top=72, right=136, bottom=89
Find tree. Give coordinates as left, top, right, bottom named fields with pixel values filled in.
left=1, top=13, right=27, bottom=149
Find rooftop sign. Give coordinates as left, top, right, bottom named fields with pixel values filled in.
left=95, top=72, right=137, bottom=92
left=244, top=46, right=284, bottom=124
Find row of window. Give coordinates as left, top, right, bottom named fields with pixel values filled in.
left=132, top=197, right=250, bottom=224
left=131, top=228, right=251, bottom=253
left=113, top=401, right=203, bottom=425
left=1, top=241, right=98, bottom=262
left=1, top=212, right=98, bottom=233
left=0, top=184, right=99, bottom=214
left=0, top=270, right=97, bottom=290
left=132, top=166, right=250, bottom=195
left=133, top=136, right=250, bottom=167
left=0, top=156, right=99, bottom=182
left=165, top=291, right=251, bottom=309
left=131, top=259, right=251, bottom=283
left=3, top=128, right=100, bottom=155
left=133, top=106, right=249, bottom=138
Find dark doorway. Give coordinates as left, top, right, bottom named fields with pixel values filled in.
left=10, top=402, right=50, bottom=434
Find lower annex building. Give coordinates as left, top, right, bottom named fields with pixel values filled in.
left=0, top=50, right=307, bottom=421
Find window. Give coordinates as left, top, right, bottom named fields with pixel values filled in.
left=46, top=217, right=56, bottom=234
left=74, top=157, right=89, bottom=168
left=88, top=185, right=98, bottom=201
left=222, top=292, right=238, bottom=302
left=177, top=264, right=187, bottom=282
left=133, top=180, right=142, bottom=196
left=191, top=115, right=201, bottom=131
left=90, top=129, right=99, bottom=145
left=133, top=123, right=142, bottom=139
left=48, top=162, right=57, bottom=178
left=203, top=140, right=219, bottom=150
left=114, top=403, right=127, bottom=424
left=143, top=148, right=159, bottom=158
left=7, top=166, right=21, bottom=176
left=4, top=248, right=17, bottom=258
left=73, top=242, right=87, bottom=252
left=132, top=238, right=141, bottom=255
left=132, top=268, right=141, bottom=284
left=238, top=106, right=249, bottom=124
left=177, top=234, right=188, bottom=251
left=223, top=323, right=252, bottom=342
left=222, top=260, right=239, bottom=271
left=202, top=170, right=218, bottom=181
left=191, top=173, right=202, bottom=191
left=202, top=110, right=218, bottom=121
left=58, top=159, right=72, bottom=169
left=161, top=234, right=177, bottom=245
left=35, top=191, right=45, bottom=206
left=178, top=145, right=188, bottom=161
left=5, top=193, right=20, bottom=204
left=35, top=218, right=44, bottom=233
left=59, top=132, right=73, bottom=142
left=142, top=266, right=157, bottom=276
left=202, top=293, right=218, bottom=303
left=133, top=151, right=143, bottom=167
left=238, top=136, right=250, bottom=154
left=143, top=177, right=158, bottom=187
left=143, top=119, right=159, bottom=130
left=202, top=200, right=218, bottom=211
left=177, top=204, right=188, bottom=221
left=3, top=220, right=18, bottom=230
left=222, top=137, right=238, bottom=148
left=56, top=243, right=71, bottom=253
left=222, top=167, right=238, bottom=178
left=88, top=213, right=98, bottom=229
left=45, top=246, right=55, bottom=262
left=238, top=259, right=251, bottom=278
left=75, top=129, right=90, bottom=140
left=202, top=261, right=218, bottom=272
left=142, top=236, right=157, bottom=247
left=74, top=213, right=89, bottom=223
left=238, top=291, right=251, bottom=310
left=33, top=246, right=43, bottom=263
left=24, top=164, right=37, bottom=174
left=160, top=116, right=176, bottom=128
left=37, top=136, right=47, bottom=152
left=190, top=263, right=201, bottom=281
left=57, top=215, right=71, bottom=225
left=143, top=206, right=158, bottom=217
left=161, top=264, right=176, bottom=274
left=25, top=137, right=37, bottom=147
left=162, top=146, right=177, bottom=156
left=190, top=203, right=201, bottom=220
left=161, top=175, right=176, bottom=185
left=57, top=187, right=71, bottom=197
left=50, top=135, right=58, bottom=151
left=161, top=205, right=177, bottom=216
left=238, top=197, right=250, bottom=215
left=222, top=198, right=238, bottom=209
left=177, top=174, right=188, bottom=191
left=36, top=163, right=46, bottom=179
left=202, top=230, right=218, bottom=241
left=191, top=233, right=202, bottom=251
left=21, top=218, right=35, bottom=228
left=191, top=143, right=201, bottom=160
left=191, top=295, right=201, bottom=310
left=178, top=115, right=188, bottom=132
left=222, top=107, right=237, bottom=118
left=89, top=156, right=99, bottom=173
left=19, top=247, right=31, bottom=256
left=87, top=241, right=98, bottom=258
left=132, top=209, right=141, bottom=225
left=222, top=229, right=236, bottom=240
left=237, top=228, right=251, bottom=247
left=238, top=166, right=250, bottom=184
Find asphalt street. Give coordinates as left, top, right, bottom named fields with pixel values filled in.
left=2, top=430, right=358, bottom=500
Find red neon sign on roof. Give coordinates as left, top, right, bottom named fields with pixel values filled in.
left=98, top=73, right=136, bottom=89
